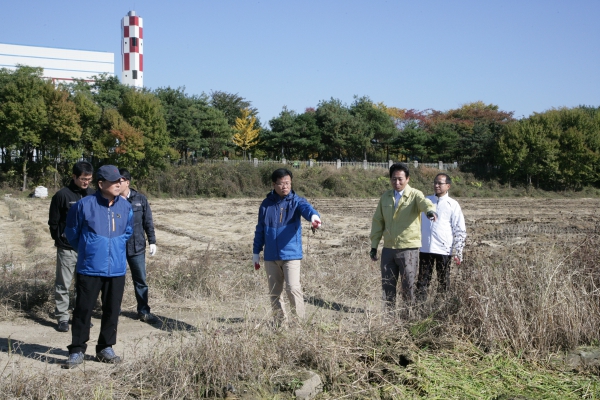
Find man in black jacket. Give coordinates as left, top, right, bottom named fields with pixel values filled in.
left=48, top=161, right=94, bottom=332
left=119, top=169, right=158, bottom=323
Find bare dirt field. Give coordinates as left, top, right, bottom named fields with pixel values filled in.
left=1, top=195, right=598, bottom=377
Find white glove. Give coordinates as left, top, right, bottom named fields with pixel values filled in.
left=310, top=215, right=322, bottom=229
left=252, top=254, right=260, bottom=270
left=149, top=244, right=157, bottom=256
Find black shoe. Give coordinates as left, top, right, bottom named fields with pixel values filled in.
left=138, top=313, right=158, bottom=324
left=57, top=321, right=69, bottom=332
left=96, top=347, right=121, bottom=364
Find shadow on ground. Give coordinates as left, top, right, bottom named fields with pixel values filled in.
left=0, top=337, right=68, bottom=365
left=305, top=295, right=365, bottom=313
left=120, top=310, right=199, bottom=333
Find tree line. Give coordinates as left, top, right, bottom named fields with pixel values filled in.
left=0, top=66, right=598, bottom=191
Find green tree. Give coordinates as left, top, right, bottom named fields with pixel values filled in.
left=263, top=107, right=322, bottom=160
left=293, top=110, right=321, bottom=159
left=88, top=74, right=131, bottom=111
left=93, top=108, right=145, bottom=170
left=194, top=106, right=232, bottom=159
left=72, top=91, right=102, bottom=160
left=0, top=66, right=49, bottom=190
left=350, top=96, right=398, bottom=161
left=428, top=122, right=460, bottom=163
left=155, top=87, right=204, bottom=161
left=42, top=87, right=82, bottom=187
left=119, top=90, right=173, bottom=175
left=496, top=119, right=559, bottom=188
left=394, top=121, right=429, bottom=162
left=264, top=107, right=300, bottom=159
left=522, top=107, right=600, bottom=189
left=210, top=91, right=258, bottom=127
left=155, top=87, right=231, bottom=161
left=430, top=101, right=514, bottom=168
left=315, top=98, right=364, bottom=160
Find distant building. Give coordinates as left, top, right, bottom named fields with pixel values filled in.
left=121, top=10, right=143, bottom=88
left=0, top=43, right=114, bottom=84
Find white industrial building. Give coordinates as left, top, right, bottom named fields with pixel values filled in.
left=0, top=43, right=114, bottom=84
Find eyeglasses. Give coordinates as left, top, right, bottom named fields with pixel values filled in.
left=78, top=177, right=92, bottom=183
left=275, top=181, right=291, bottom=187
left=433, top=181, right=448, bottom=186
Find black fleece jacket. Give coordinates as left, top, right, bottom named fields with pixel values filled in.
left=48, top=180, right=95, bottom=250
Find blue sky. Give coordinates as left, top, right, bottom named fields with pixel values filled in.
left=1, top=0, right=598, bottom=124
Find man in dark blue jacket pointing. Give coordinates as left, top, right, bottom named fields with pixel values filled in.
left=63, top=165, right=133, bottom=369
left=253, top=168, right=321, bottom=326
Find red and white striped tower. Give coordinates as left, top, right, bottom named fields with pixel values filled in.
left=121, top=11, right=143, bottom=88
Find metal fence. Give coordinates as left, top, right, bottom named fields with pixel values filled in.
left=203, top=158, right=459, bottom=171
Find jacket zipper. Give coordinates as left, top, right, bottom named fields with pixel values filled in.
left=108, top=208, right=113, bottom=275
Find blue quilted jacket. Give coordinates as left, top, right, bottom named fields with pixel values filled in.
left=65, top=191, right=133, bottom=277
left=253, top=190, right=319, bottom=261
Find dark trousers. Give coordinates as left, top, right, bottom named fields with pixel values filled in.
left=380, top=248, right=419, bottom=309
left=67, top=274, right=125, bottom=355
left=416, top=252, right=452, bottom=301
left=127, top=253, right=150, bottom=315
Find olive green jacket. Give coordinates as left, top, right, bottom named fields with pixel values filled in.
left=370, top=184, right=435, bottom=249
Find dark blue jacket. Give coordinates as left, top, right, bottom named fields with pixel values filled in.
left=253, top=190, right=319, bottom=261
left=125, top=188, right=156, bottom=256
left=65, top=191, right=133, bottom=277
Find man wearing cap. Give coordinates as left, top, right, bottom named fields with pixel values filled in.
left=63, top=165, right=133, bottom=368
left=48, top=161, right=94, bottom=332
left=118, top=168, right=158, bottom=323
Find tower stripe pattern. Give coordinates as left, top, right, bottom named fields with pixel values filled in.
left=121, top=11, right=143, bottom=87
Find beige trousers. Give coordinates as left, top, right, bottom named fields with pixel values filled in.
left=264, top=260, right=304, bottom=324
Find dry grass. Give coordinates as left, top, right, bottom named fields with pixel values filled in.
left=1, top=233, right=600, bottom=398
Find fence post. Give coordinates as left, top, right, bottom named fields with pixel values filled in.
left=282, top=158, right=286, bottom=165
left=388, top=160, right=393, bottom=169
left=337, top=159, right=341, bottom=169
left=438, top=160, right=443, bottom=170
left=363, top=160, right=368, bottom=170
left=413, top=160, right=418, bottom=169
left=224, top=157, right=228, bottom=162
left=308, top=159, right=314, bottom=167
left=453, top=161, right=458, bottom=169
left=254, top=158, right=258, bottom=167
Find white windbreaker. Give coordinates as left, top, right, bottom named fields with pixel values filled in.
left=420, top=194, right=466, bottom=260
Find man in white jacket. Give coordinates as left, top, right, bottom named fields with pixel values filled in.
left=417, top=173, right=466, bottom=301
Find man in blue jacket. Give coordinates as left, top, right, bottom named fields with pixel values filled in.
left=252, top=168, right=321, bottom=326
left=63, top=165, right=133, bottom=369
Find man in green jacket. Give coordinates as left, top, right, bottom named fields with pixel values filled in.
left=370, top=163, right=437, bottom=311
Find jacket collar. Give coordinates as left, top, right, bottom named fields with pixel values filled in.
left=68, top=180, right=89, bottom=195
left=94, top=190, right=122, bottom=207
left=432, top=193, right=450, bottom=202
left=389, top=184, right=412, bottom=197
left=267, top=189, right=295, bottom=202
